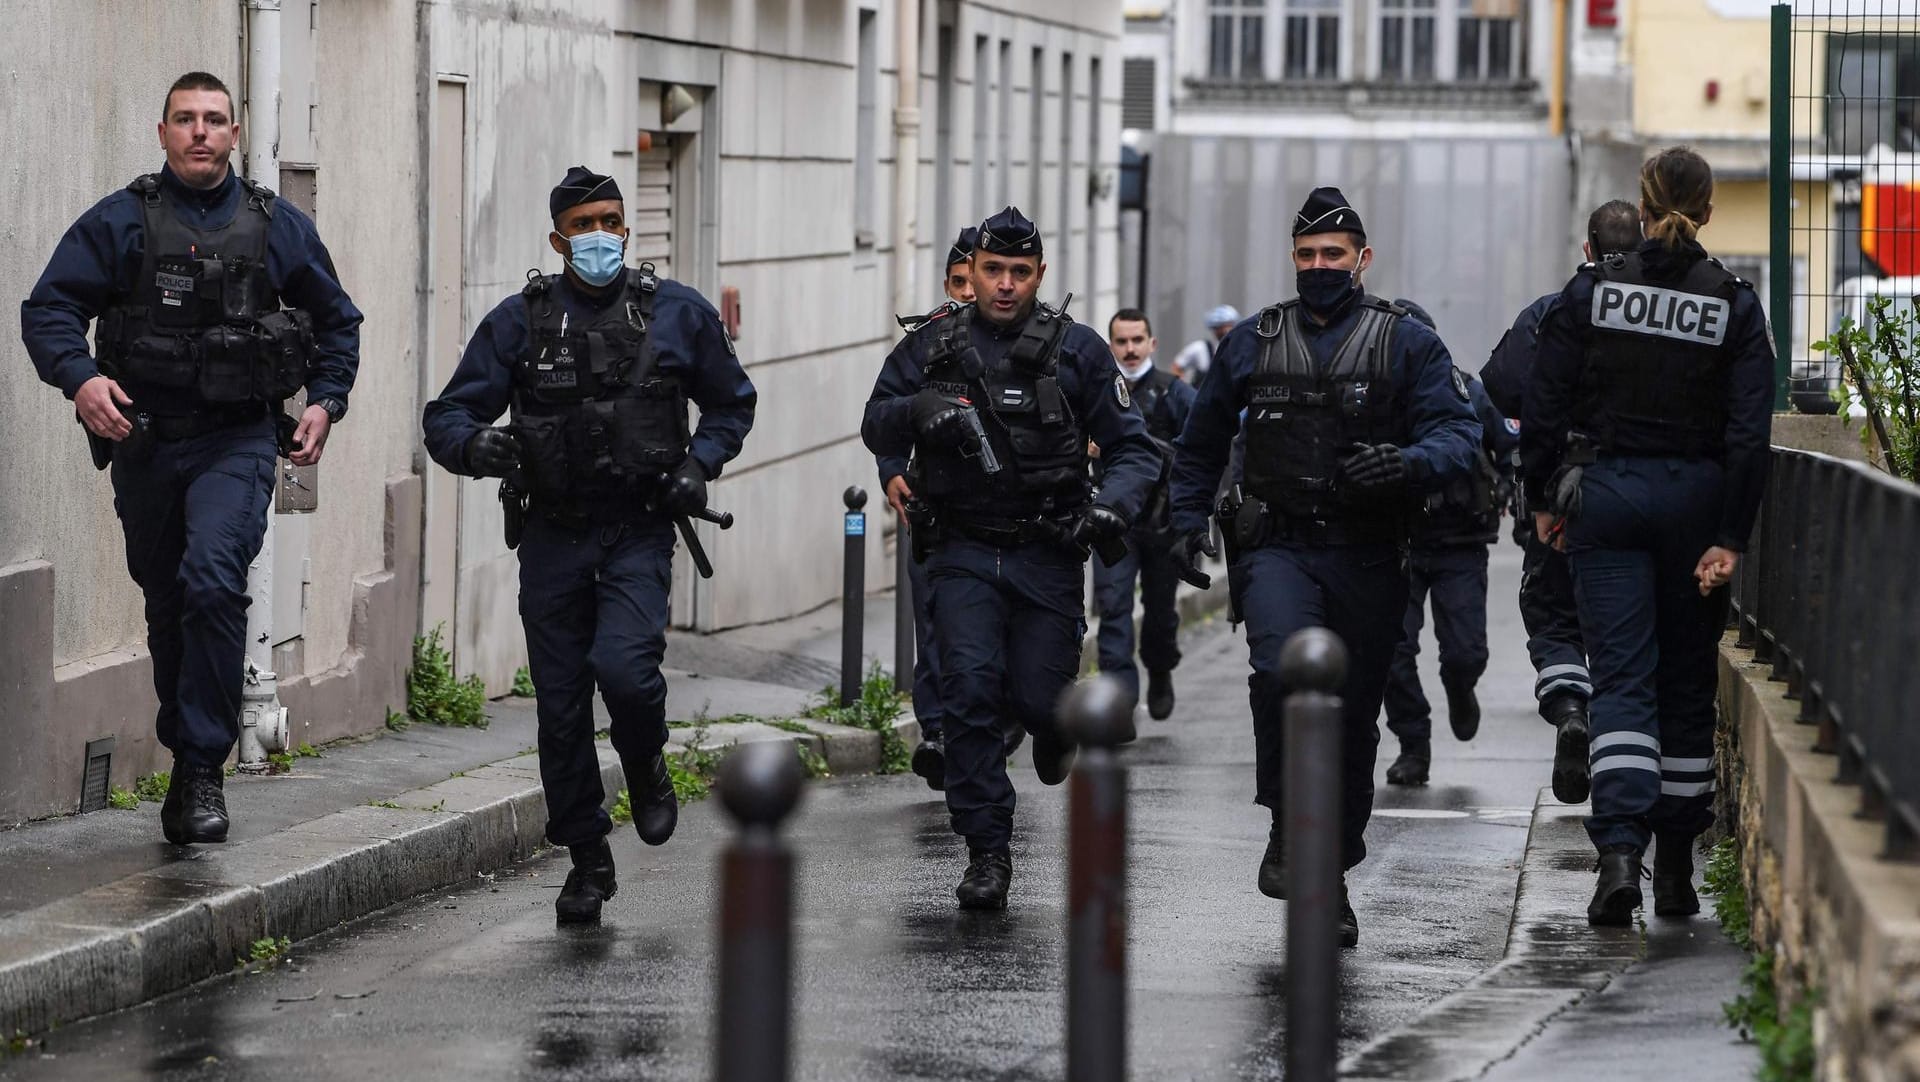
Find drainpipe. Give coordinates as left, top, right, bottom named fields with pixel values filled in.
left=238, top=0, right=289, bottom=768
left=1549, top=0, right=1569, bottom=137
left=892, top=0, right=921, bottom=331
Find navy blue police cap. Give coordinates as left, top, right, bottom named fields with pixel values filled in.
left=1293, top=186, right=1365, bottom=240
left=1392, top=298, right=1436, bottom=332
left=945, top=226, right=980, bottom=269
left=977, top=206, right=1043, bottom=257
left=550, top=166, right=623, bottom=220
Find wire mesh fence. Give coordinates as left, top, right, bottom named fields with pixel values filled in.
left=1779, top=0, right=1920, bottom=417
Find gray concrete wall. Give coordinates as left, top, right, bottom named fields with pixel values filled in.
left=1145, top=133, right=1575, bottom=376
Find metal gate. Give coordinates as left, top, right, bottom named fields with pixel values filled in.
left=1143, top=134, right=1573, bottom=379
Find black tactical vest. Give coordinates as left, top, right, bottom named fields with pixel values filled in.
left=1576, top=252, right=1742, bottom=457
left=1242, top=296, right=1405, bottom=533
left=915, top=303, right=1088, bottom=520
left=1415, top=447, right=1502, bottom=546
left=97, top=174, right=312, bottom=416
left=509, top=268, right=688, bottom=511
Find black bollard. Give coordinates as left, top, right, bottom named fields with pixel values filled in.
left=1281, top=627, right=1348, bottom=1082
left=841, top=486, right=867, bottom=706
left=714, top=740, right=807, bottom=1082
left=1059, top=674, right=1136, bottom=1082
left=893, top=521, right=914, bottom=699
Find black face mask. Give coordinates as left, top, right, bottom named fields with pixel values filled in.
left=1297, top=267, right=1358, bottom=315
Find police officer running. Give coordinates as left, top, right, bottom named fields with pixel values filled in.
left=862, top=206, right=1159, bottom=910
left=422, top=166, right=757, bottom=924
left=1481, top=200, right=1643, bottom=805
left=1522, top=148, right=1772, bottom=926
left=1093, top=308, right=1196, bottom=719
left=1168, top=187, right=1480, bottom=946
left=1381, top=300, right=1517, bottom=787
left=881, top=226, right=979, bottom=791
left=20, top=71, right=362, bottom=846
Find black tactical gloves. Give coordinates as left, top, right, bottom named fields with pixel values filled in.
left=911, top=388, right=973, bottom=449
left=466, top=427, right=521, bottom=477
left=1073, top=505, right=1130, bottom=566
left=661, top=459, right=710, bottom=516
left=1338, top=443, right=1408, bottom=490
left=1173, top=528, right=1218, bottom=590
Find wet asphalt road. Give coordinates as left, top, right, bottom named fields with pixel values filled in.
left=12, top=549, right=1557, bottom=1081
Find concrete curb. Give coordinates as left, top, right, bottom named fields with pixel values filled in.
left=0, top=714, right=919, bottom=1037
left=1339, top=789, right=1642, bottom=1081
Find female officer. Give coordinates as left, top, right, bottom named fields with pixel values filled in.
left=1520, top=146, right=1775, bottom=927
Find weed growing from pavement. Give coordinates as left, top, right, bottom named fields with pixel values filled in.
left=770, top=719, right=814, bottom=734
left=1706, top=838, right=1818, bottom=1080
left=796, top=742, right=831, bottom=779
left=512, top=665, right=536, bottom=698
left=238, top=936, right=292, bottom=969
left=367, top=799, right=402, bottom=809
left=133, top=771, right=171, bottom=803
left=384, top=708, right=410, bottom=732
left=296, top=742, right=319, bottom=758
left=4, top=1031, right=32, bottom=1057
left=107, top=786, right=139, bottom=811
left=806, top=662, right=910, bottom=773
left=669, top=724, right=730, bottom=802
left=609, top=788, right=633, bottom=824
left=405, top=624, right=488, bottom=728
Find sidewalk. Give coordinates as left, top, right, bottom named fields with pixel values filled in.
left=0, top=571, right=1229, bottom=1037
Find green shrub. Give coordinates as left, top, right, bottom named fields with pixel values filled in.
left=805, top=662, right=910, bottom=774
left=406, top=624, right=488, bottom=728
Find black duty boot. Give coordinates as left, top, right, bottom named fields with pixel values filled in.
left=1442, top=674, right=1481, bottom=741
left=1385, top=741, right=1431, bottom=787
left=1146, top=670, right=1176, bottom=721
left=629, top=753, right=679, bottom=846
left=1546, top=695, right=1592, bottom=804
left=1257, top=820, right=1289, bottom=900
left=911, top=735, right=946, bottom=792
left=1339, top=880, right=1360, bottom=949
left=1588, top=844, right=1645, bottom=926
left=1031, top=728, right=1076, bottom=786
left=556, top=839, right=618, bottom=924
left=161, top=764, right=229, bottom=845
left=956, top=846, right=1013, bottom=910
left=1652, top=833, right=1701, bottom=917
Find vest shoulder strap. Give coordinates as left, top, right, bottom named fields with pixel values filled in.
left=1327, top=297, right=1402, bottom=382
left=1009, top=302, right=1070, bottom=374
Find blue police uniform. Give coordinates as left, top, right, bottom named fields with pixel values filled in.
left=1523, top=235, right=1772, bottom=920
left=1485, top=292, right=1596, bottom=729
left=862, top=296, right=1158, bottom=872
left=422, top=266, right=755, bottom=851
left=21, top=165, right=362, bottom=774
left=875, top=448, right=946, bottom=750
left=1383, top=372, right=1517, bottom=762
left=1092, top=364, right=1196, bottom=711
left=1169, top=293, right=1481, bottom=880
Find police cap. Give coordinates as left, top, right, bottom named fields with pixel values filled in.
left=945, top=226, right=979, bottom=270
left=977, top=206, right=1043, bottom=258
left=1293, top=186, right=1365, bottom=240
left=550, top=165, right=623, bottom=220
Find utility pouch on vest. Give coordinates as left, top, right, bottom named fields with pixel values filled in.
left=116, top=412, right=159, bottom=466
left=196, top=325, right=259, bottom=403
left=596, top=397, right=684, bottom=477
left=256, top=310, right=315, bottom=401
left=515, top=415, right=573, bottom=503
left=124, top=331, right=199, bottom=390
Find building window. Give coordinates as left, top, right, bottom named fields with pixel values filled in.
left=1458, top=0, right=1523, bottom=81
left=1210, top=0, right=1266, bottom=80
left=855, top=8, right=877, bottom=249
left=1122, top=56, right=1156, bottom=130
left=1283, top=0, right=1341, bottom=81
left=1380, top=0, right=1437, bottom=82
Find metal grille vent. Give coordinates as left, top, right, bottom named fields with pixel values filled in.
left=80, top=737, right=116, bottom=813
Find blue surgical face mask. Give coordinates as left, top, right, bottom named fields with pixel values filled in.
left=1296, top=266, right=1358, bottom=315
left=565, top=230, right=626, bottom=287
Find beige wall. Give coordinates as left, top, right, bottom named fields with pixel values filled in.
left=0, top=2, right=244, bottom=665
left=1629, top=0, right=1770, bottom=139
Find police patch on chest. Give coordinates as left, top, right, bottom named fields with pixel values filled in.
left=926, top=379, right=969, bottom=398
left=1114, top=374, right=1131, bottom=408
left=1591, top=282, right=1731, bottom=345
left=154, top=260, right=196, bottom=308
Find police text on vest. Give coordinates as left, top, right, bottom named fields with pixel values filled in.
left=1591, top=282, right=1729, bottom=345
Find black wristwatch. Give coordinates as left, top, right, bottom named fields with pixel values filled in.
left=311, top=397, right=347, bottom=424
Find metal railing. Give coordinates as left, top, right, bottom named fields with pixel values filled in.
left=1731, top=446, right=1920, bottom=861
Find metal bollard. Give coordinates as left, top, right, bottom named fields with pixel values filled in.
left=893, top=518, right=914, bottom=698
left=714, top=740, right=807, bottom=1082
left=841, top=486, right=867, bottom=706
left=1281, top=627, right=1348, bottom=1082
left=1059, top=674, right=1136, bottom=1082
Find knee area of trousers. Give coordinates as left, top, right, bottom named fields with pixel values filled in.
left=178, top=570, right=249, bottom=618
left=591, top=655, right=666, bottom=707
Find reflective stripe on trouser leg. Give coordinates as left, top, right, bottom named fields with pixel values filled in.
left=1535, top=662, right=1593, bottom=703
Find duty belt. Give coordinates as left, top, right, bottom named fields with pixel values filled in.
left=946, top=512, right=1084, bottom=550
left=148, top=404, right=268, bottom=441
